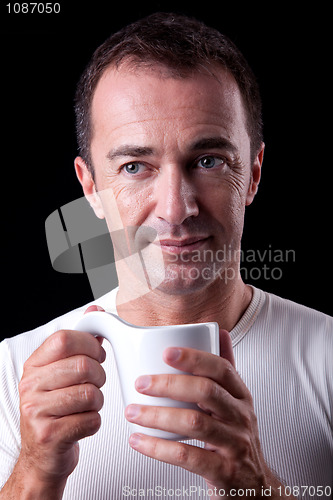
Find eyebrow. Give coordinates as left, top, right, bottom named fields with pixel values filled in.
left=189, top=137, right=238, bottom=154
left=106, top=136, right=237, bottom=163
left=107, top=145, right=154, bottom=162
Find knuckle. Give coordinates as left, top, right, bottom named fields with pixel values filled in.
left=191, top=350, right=203, bottom=372
left=51, top=330, right=73, bottom=357
left=174, top=443, right=190, bottom=465
left=241, top=410, right=253, bottom=431
left=221, top=359, right=234, bottom=380
left=34, top=421, right=55, bottom=446
left=75, top=356, right=91, bottom=381
left=164, top=374, right=175, bottom=392
left=97, top=366, right=107, bottom=388
left=19, top=370, right=43, bottom=398
left=18, top=376, right=30, bottom=397
left=149, top=437, right=159, bottom=457
left=250, top=408, right=258, bottom=427
left=85, top=411, right=102, bottom=435
left=237, top=403, right=256, bottom=431
left=186, top=410, right=205, bottom=433
left=236, top=405, right=251, bottom=429
left=80, top=383, right=94, bottom=403
left=198, top=378, right=218, bottom=401
left=75, top=357, right=106, bottom=388
left=80, top=384, right=104, bottom=411
left=245, top=389, right=254, bottom=405
left=64, top=412, right=102, bottom=443
left=22, top=359, right=31, bottom=374
left=150, top=405, right=161, bottom=427
left=174, top=443, right=206, bottom=473
left=236, top=433, right=252, bottom=458
left=97, top=389, right=104, bottom=411
left=164, top=374, right=172, bottom=389
left=20, top=399, right=38, bottom=420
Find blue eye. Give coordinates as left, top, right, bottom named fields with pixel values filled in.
left=123, top=162, right=142, bottom=174
left=197, top=156, right=225, bottom=169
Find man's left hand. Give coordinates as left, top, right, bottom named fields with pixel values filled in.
left=125, top=329, right=287, bottom=498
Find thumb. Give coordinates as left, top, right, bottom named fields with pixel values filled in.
left=83, top=305, right=105, bottom=345
left=84, top=305, right=105, bottom=314
left=219, top=329, right=235, bottom=368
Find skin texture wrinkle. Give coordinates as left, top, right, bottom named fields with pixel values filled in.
left=75, top=65, right=263, bottom=328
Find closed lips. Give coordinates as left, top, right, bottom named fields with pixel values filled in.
left=159, top=237, right=210, bottom=246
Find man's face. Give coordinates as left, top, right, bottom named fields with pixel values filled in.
left=81, top=64, right=261, bottom=296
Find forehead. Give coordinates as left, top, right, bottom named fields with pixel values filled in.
left=91, top=64, right=248, bottom=150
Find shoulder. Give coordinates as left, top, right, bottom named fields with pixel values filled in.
left=262, top=289, right=333, bottom=335
left=256, top=288, right=333, bottom=369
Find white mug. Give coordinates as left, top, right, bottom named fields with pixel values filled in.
left=75, top=311, right=219, bottom=440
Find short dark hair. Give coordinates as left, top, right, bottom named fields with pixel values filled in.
left=74, top=12, right=263, bottom=174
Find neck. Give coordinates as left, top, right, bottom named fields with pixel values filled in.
left=116, top=276, right=252, bottom=331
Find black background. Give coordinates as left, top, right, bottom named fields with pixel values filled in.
left=1, top=2, right=332, bottom=340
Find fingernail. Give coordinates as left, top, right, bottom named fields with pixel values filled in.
left=126, top=404, right=140, bottom=420
left=129, top=433, right=142, bottom=448
left=164, top=347, right=182, bottom=363
left=135, top=375, right=151, bottom=391
left=99, top=346, right=106, bottom=363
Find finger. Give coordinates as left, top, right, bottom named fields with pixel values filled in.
left=25, top=330, right=106, bottom=368
left=22, top=411, right=102, bottom=447
left=135, top=374, right=238, bottom=422
left=25, top=355, right=106, bottom=392
left=128, top=433, right=234, bottom=484
left=58, top=411, right=102, bottom=442
left=125, top=404, right=243, bottom=448
left=21, top=384, right=104, bottom=419
left=163, top=347, right=248, bottom=400
left=84, top=305, right=105, bottom=313
left=219, top=329, right=235, bottom=368
left=84, top=306, right=106, bottom=345
left=49, top=384, right=104, bottom=417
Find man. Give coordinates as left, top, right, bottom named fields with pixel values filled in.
left=0, top=12, right=332, bottom=500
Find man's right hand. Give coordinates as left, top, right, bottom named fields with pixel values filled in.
left=0, top=307, right=106, bottom=499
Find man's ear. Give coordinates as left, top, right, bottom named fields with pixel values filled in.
left=74, top=156, right=105, bottom=219
left=246, top=143, right=264, bottom=206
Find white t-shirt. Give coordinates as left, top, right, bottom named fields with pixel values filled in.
left=0, top=287, right=332, bottom=499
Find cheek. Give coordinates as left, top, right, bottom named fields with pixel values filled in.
left=104, top=182, right=153, bottom=228
left=200, top=176, right=247, bottom=235
left=204, top=169, right=248, bottom=200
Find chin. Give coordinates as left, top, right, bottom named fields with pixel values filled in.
left=153, top=263, right=220, bottom=296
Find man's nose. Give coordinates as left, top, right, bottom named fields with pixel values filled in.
left=154, top=166, right=199, bottom=225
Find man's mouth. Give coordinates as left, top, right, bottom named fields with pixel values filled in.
left=156, top=236, right=211, bottom=254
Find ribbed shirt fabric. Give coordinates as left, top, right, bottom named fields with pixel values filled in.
left=0, top=286, right=332, bottom=499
